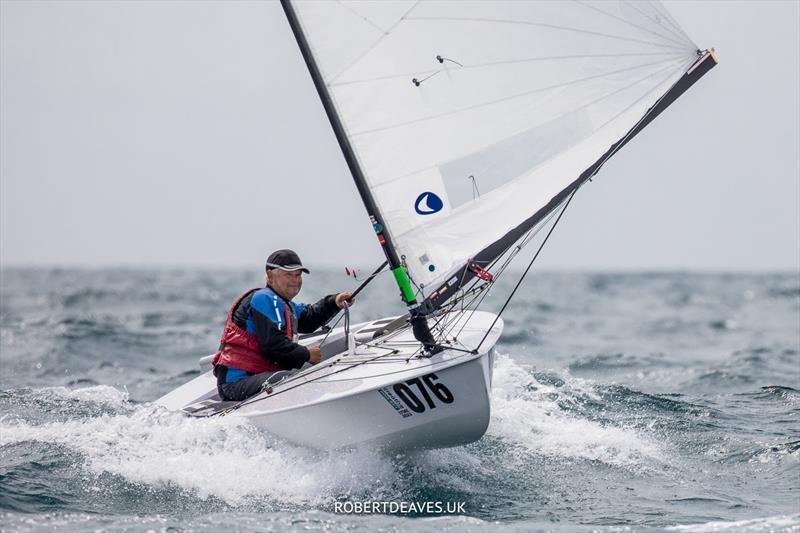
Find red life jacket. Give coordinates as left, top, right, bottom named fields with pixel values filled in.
left=211, top=288, right=296, bottom=374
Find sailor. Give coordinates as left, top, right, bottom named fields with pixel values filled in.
left=212, top=249, right=353, bottom=401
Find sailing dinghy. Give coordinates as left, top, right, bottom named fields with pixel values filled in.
left=157, top=0, right=716, bottom=451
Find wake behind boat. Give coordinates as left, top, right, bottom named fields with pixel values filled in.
left=157, top=311, right=502, bottom=450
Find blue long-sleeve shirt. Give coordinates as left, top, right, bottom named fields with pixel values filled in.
left=225, top=287, right=338, bottom=382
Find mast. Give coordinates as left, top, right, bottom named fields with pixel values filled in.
left=280, top=0, right=440, bottom=350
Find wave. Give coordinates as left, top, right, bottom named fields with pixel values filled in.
left=727, top=440, right=800, bottom=465
left=486, top=354, right=664, bottom=468
left=0, top=355, right=671, bottom=513
left=0, top=401, right=402, bottom=508
left=568, top=352, right=674, bottom=372
left=0, top=386, right=131, bottom=424
left=745, top=386, right=800, bottom=403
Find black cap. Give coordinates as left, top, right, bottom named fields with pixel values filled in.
left=265, top=249, right=310, bottom=274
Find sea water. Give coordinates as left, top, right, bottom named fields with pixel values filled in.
left=1, top=268, right=798, bottom=532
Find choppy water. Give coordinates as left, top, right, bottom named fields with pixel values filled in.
left=1, top=268, right=798, bottom=532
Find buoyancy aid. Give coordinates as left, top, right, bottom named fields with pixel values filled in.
left=211, top=288, right=299, bottom=374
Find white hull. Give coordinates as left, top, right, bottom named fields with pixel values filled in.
left=156, top=311, right=503, bottom=451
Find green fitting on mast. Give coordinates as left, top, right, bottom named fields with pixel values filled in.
left=391, top=266, right=416, bottom=304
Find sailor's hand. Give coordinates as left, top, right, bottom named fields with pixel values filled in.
left=335, top=292, right=354, bottom=308
left=308, top=345, right=322, bottom=365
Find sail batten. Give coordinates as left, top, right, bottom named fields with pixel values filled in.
left=286, top=0, right=714, bottom=311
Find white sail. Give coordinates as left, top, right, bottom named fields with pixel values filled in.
left=290, top=0, right=701, bottom=295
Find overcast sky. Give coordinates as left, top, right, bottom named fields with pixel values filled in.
left=1, top=0, right=798, bottom=271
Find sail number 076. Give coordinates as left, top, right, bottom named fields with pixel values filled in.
left=392, top=373, right=454, bottom=413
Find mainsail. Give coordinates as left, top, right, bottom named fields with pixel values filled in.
left=282, top=0, right=716, bottom=315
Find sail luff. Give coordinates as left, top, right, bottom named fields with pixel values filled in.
left=424, top=50, right=718, bottom=311
left=279, top=0, right=415, bottom=305
left=282, top=0, right=445, bottom=352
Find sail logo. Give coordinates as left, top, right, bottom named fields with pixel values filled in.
left=414, top=192, right=444, bottom=215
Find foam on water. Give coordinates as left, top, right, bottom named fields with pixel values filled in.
left=0, top=391, right=398, bottom=507
left=488, top=353, right=664, bottom=467
left=0, top=355, right=666, bottom=511
left=0, top=510, right=502, bottom=533
left=30, top=385, right=130, bottom=406
left=669, top=514, right=800, bottom=532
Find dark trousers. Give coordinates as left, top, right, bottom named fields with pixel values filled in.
left=214, top=366, right=296, bottom=402
left=215, top=366, right=272, bottom=402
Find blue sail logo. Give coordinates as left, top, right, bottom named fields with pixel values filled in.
left=414, top=192, right=444, bottom=215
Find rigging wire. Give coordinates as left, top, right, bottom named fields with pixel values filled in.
left=437, top=197, right=567, bottom=342
left=473, top=187, right=578, bottom=353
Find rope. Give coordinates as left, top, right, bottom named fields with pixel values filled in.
left=343, top=299, right=351, bottom=353
left=474, top=187, right=578, bottom=352
left=350, top=260, right=389, bottom=299
left=438, top=197, right=565, bottom=343
left=315, top=260, right=387, bottom=348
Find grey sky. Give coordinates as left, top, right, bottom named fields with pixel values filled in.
left=1, top=0, right=798, bottom=271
